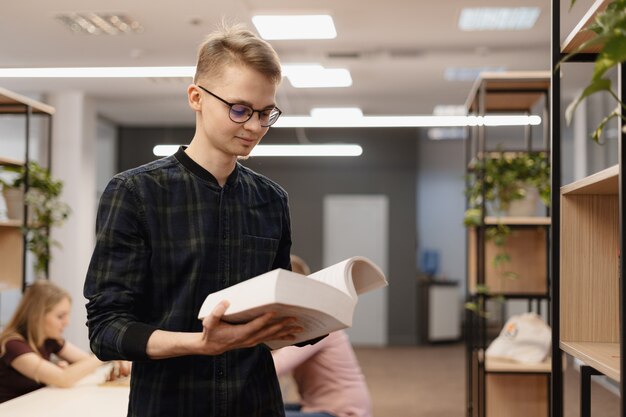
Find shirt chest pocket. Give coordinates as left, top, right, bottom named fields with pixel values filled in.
left=241, top=235, right=280, bottom=280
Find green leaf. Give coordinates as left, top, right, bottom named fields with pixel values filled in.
left=565, top=78, right=612, bottom=125
left=593, top=38, right=626, bottom=81
left=591, top=106, right=621, bottom=143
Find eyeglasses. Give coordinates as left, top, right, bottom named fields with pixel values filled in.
left=196, top=85, right=282, bottom=127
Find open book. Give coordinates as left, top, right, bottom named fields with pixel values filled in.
left=198, top=256, right=388, bottom=349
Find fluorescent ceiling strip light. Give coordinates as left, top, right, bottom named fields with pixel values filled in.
left=252, top=15, right=337, bottom=40
left=310, top=107, right=363, bottom=119
left=273, top=115, right=542, bottom=128
left=0, top=66, right=196, bottom=78
left=458, top=7, right=540, bottom=31
left=251, top=144, right=362, bottom=157
left=153, top=144, right=362, bottom=157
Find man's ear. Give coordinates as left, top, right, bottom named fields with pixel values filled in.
left=187, top=84, right=202, bottom=111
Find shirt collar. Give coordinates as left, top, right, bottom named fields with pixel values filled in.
left=174, top=146, right=240, bottom=188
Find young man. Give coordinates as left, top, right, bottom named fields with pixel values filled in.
left=84, top=25, right=302, bottom=417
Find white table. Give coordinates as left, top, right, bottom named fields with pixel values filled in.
left=0, top=366, right=130, bottom=416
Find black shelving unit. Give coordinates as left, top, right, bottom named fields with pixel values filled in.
left=550, top=1, right=625, bottom=416
left=0, top=87, right=54, bottom=324
left=464, top=71, right=552, bottom=417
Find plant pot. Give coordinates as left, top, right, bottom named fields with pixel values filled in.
left=2, top=187, right=24, bottom=221
left=507, top=186, right=539, bottom=217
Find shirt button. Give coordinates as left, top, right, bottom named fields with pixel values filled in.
left=217, top=370, right=224, bottom=377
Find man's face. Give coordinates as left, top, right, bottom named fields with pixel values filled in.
left=194, top=64, right=278, bottom=159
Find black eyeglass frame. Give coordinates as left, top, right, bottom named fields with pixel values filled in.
left=196, top=85, right=282, bottom=127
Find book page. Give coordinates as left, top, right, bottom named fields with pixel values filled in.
left=308, top=256, right=387, bottom=298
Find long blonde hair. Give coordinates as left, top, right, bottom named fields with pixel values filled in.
left=0, top=280, right=70, bottom=356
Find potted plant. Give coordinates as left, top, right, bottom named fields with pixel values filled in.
left=561, top=0, right=626, bottom=142
left=0, top=161, right=71, bottom=278
left=464, top=151, right=551, bottom=226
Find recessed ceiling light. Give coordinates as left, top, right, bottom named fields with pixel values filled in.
left=252, top=15, right=337, bottom=40
left=458, top=7, right=541, bottom=31
left=443, top=66, right=506, bottom=82
left=56, top=12, right=143, bottom=35
left=282, top=64, right=352, bottom=88
left=432, top=105, right=466, bottom=116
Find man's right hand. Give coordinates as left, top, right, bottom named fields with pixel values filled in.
left=145, top=301, right=303, bottom=359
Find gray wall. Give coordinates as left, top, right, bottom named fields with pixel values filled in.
left=118, top=126, right=420, bottom=345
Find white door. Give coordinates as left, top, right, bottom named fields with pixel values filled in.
left=323, top=195, right=388, bottom=346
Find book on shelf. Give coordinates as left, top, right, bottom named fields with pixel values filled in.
left=198, top=256, right=388, bottom=349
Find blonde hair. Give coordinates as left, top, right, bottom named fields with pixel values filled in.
left=0, top=280, right=70, bottom=357
left=194, top=22, right=282, bottom=85
left=290, top=255, right=311, bottom=275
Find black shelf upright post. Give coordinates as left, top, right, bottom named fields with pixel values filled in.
left=550, top=1, right=563, bottom=416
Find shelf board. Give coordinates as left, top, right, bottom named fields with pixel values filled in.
left=465, top=71, right=551, bottom=112
left=560, top=341, right=620, bottom=382
left=485, top=356, right=551, bottom=374
left=561, top=0, right=610, bottom=54
left=484, top=216, right=550, bottom=226
left=0, top=86, right=55, bottom=115
left=0, top=219, right=22, bottom=227
left=561, top=164, right=618, bottom=195
left=0, top=156, right=24, bottom=167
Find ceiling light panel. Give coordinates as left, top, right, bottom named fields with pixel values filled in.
left=443, top=66, right=506, bottom=81
left=458, top=7, right=541, bottom=31
left=252, top=15, right=337, bottom=40
left=56, top=12, right=143, bottom=35
left=282, top=64, right=352, bottom=88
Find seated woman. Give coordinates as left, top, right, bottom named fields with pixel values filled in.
left=272, top=256, right=373, bottom=417
left=0, top=280, right=129, bottom=403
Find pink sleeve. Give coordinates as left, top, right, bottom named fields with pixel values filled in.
left=272, top=337, right=328, bottom=376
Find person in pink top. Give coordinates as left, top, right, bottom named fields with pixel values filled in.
left=272, top=256, right=373, bottom=417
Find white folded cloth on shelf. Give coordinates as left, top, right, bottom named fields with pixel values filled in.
left=486, top=312, right=551, bottom=364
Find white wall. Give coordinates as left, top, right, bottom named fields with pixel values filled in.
left=48, top=91, right=97, bottom=352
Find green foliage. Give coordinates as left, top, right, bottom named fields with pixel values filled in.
left=1, top=162, right=70, bottom=277
left=464, top=151, right=551, bottom=226
left=561, top=0, right=626, bottom=142
left=463, top=152, right=549, bottom=315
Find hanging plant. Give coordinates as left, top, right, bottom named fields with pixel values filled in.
left=463, top=151, right=550, bottom=316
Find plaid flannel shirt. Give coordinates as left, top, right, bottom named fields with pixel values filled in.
left=84, top=146, right=291, bottom=417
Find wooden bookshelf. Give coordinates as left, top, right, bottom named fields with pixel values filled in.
left=0, top=88, right=53, bottom=295
left=468, top=225, right=548, bottom=295
left=0, top=86, right=55, bottom=115
left=465, top=71, right=550, bottom=113
left=484, top=216, right=550, bottom=226
left=561, top=0, right=610, bottom=54
left=0, top=223, right=23, bottom=290
left=560, top=341, right=620, bottom=382
left=0, top=156, right=24, bottom=167
left=560, top=164, right=620, bottom=382
left=485, top=356, right=551, bottom=374
left=486, top=373, right=548, bottom=417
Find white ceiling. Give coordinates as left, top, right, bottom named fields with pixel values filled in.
left=0, top=0, right=595, bottom=126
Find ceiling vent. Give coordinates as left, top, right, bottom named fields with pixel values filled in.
left=56, top=12, right=144, bottom=35
left=327, top=48, right=421, bottom=61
